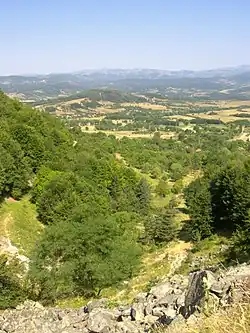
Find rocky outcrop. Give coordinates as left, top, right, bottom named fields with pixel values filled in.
left=0, top=236, right=30, bottom=268
left=1, top=265, right=250, bottom=333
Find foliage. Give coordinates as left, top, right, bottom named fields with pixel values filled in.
left=155, top=179, right=170, bottom=197
left=231, top=210, right=250, bottom=262
left=30, top=214, right=141, bottom=301
left=0, top=255, right=26, bottom=309
left=144, top=207, right=178, bottom=244
left=184, top=178, right=213, bottom=241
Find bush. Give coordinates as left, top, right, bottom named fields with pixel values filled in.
left=144, top=208, right=178, bottom=244
left=0, top=255, right=26, bottom=309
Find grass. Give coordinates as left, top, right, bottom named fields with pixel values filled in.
left=0, top=196, right=44, bottom=256
left=56, top=296, right=88, bottom=309
left=176, top=235, right=230, bottom=275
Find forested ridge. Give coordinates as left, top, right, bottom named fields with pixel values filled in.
left=2, top=91, right=250, bottom=309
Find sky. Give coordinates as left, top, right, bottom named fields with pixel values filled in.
left=0, top=0, right=250, bottom=75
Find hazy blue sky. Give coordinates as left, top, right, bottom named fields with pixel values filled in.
left=1, top=0, right=250, bottom=75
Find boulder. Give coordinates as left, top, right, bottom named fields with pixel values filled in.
left=181, top=270, right=213, bottom=318
left=130, top=303, right=145, bottom=322
left=149, top=282, right=172, bottom=299
left=86, top=298, right=108, bottom=312
left=133, top=292, right=147, bottom=303
left=156, top=293, right=179, bottom=307
left=87, top=308, right=115, bottom=333
left=115, top=321, right=144, bottom=333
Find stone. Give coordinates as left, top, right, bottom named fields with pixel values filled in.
left=161, top=307, right=177, bottom=319
left=210, top=280, right=231, bottom=297
left=149, top=282, right=172, bottom=299
left=176, top=293, right=186, bottom=310
left=120, top=307, right=131, bottom=317
left=157, top=314, right=174, bottom=326
left=152, top=307, right=164, bottom=317
left=143, top=315, right=159, bottom=325
left=2, top=265, right=250, bottom=332
left=182, top=270, right=209, bottom=318
left=87, top=298, right=108, bottom=312
left=156, top=293, right=178, bottom=307
left=131, top=303, right=145, bottom=321
left=144, top=301, right=155, bottom=316
left=87, top=308, right=115, bottom=333
left=133, top=292, right=147, bottom=303
left=115, top=321, right=144, bottom=333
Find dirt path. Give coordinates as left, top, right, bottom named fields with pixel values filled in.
left=0, top=213, right=12, bottom=238
left=110, top=240, right=192, bottom=302
left=166, top=241, right=192, bottom=277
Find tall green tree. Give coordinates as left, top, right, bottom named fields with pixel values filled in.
left=185, top=178, right=213, bottom=241
left=211, top=164, right=250, bottom=232
left=136, top=178, right=151, bottom=215
left=144, top=208, right=178, bottom=244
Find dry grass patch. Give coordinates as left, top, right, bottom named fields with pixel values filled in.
left=121, top=103, right=168, bottom=110
left=189, top=109, right=250, bottom=123
left=63, top=98, right=90, bottom=105
left=158, top=301, right=250, bottom=333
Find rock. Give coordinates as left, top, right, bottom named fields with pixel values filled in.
left=120, top=307, right=131, bottom=317
left=115, top=321, right=144, bottom=333
left=87, top=308, right=115, bottom=333
left=182, top=270, right=210, bottom=318
left=156, top=293, right=178, bottom=307
left=133, top=292, right=147, bottom=303
left=143, top=315, right=159, bottom=325
left=152, top=307, right=164, bottom=317
left=161, top=307, right=177, bottom=319
left=169, top=314, right=185, bottom=326
left=176, top=293, right=186, bottom=310
left=149, top=282, right=172, bottom=299
left=131, top=303, right=145, bottom=322
left=87, top=298, right=108, bottom=312
left=144, top=302, right=155, bottom=316
left=152, top=306, right=177, bottom=319
left=157, top=314, right=174, bottom=326
left=210, top=279, right=231, bottom=297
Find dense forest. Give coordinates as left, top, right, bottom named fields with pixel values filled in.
left=1, top=90, right=250, bottom=309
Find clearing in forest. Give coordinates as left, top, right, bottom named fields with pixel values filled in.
left=0, top=196, right=43, bottom=256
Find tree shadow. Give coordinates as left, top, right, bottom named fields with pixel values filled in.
left=178, top=219, right=193, bottom=242
left=177, top=207, right=189, bottom=214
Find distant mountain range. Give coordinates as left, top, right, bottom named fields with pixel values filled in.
left=1, top=66, right=250, bottom=102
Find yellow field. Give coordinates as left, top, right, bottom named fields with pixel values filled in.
left=95, top=106, right=125, bottom=113
left=121, top=102, right=168, bottom=110
left=190, top=108, right=250, bottom=123
left=63, top=98, right=90, bottom=105
left=81, top=129, right=176, bottom=139
left=168, top=115, right=195, bottom=121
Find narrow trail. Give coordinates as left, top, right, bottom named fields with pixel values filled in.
left=1, top=213, right=12, bottom=238
left=166, top=241, right=192, bottom=277
left=111, top=240, right=192, bottom=301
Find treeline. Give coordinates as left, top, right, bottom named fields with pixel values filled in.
left=0, top=91, right=71, bottom=200
left=185, top=156, right=250, bottom=261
